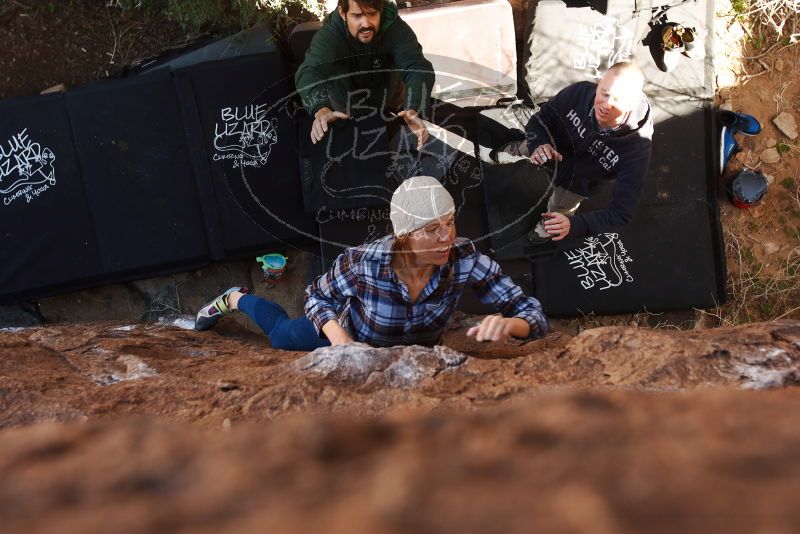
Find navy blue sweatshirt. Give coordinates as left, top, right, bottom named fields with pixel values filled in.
left=524, top=81, right=653, bottom=238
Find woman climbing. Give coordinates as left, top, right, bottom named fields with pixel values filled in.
left=195, top=176, right=548, bottom=349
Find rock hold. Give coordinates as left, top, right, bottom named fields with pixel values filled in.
left=773, top=112, right=798, bottom=140
left=294, top=343, right=468, bottom=388
left=384, top=345, right=467, bottom=388
left=216, top=379, right=240, bottom=392
left=295, top=343, right=392, bottom=384
left=95, top=354, right=157, bottom=385
left=732, top=347, right=799, bottom=389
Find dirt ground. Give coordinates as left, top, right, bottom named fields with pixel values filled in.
left=712, top=0, right=800, bottom=324
left=0, top=1, right=196, bottom=100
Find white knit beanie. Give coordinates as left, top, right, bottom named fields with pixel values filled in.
left=389, top=176, right=455, bottom=236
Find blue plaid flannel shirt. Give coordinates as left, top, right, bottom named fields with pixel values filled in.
left=304, top=236, right=548, bottom=347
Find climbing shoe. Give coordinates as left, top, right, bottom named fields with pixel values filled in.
left=719, top=125, right=740, bottom=175
left=649, top=22, right=684, bottom=72
left=719, top=110, right=762, bottom=136
left=719, top=111, right=761, bottom=175
left=195, top=286, right=249, bottom=331
left=681, top=26, right=705, bottom=60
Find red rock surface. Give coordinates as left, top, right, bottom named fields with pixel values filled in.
left=1, top=319, right=799, bottom=532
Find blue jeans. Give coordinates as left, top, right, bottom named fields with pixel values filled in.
left=237, top=294, right=331, bottom=351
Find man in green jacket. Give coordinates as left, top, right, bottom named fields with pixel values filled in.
left=295, top=0, right=435, bottom=150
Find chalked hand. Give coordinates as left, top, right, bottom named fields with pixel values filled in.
left=530, top=144, right=563, bottom=166
left=311, top=107, right=349, bottom=144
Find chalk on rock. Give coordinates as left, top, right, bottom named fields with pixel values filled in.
left=100, top=355, right=157, bottom=385
left=157, top=316, right=196, bottom=330
left=295, top=343, right=467, bottom=388
left=384, top=345, right=467, bottom=388
left=719, top=101, right=733, bottom=112
left=773, top=112, right=798, bottom=140
left=764, top=242, right=780, bottom=255
left=295, top=343, right=392, bottom=384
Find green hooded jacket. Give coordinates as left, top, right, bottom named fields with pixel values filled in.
left=295, top=2, right=435, bottom=116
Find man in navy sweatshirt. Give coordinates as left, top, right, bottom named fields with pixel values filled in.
left=521, top=61, right=653, bottom=243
